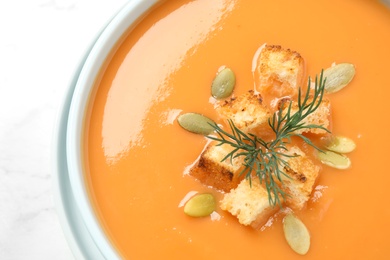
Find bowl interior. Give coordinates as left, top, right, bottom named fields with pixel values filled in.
left=63, top=0, right=390, bottom=259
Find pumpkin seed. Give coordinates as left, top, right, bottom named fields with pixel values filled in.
left=211, top=67, right=236, bottom=99
left=283, top=213, right=311, bottom=255
left=177, top=113, right=215, bottom=135
left=184, top=193, right=216, bottom=217
left=325, top=136, right=356, bottom=154
left=317, top=150, right=351, bottom=169
left=323, top=63, right=355, bottom=93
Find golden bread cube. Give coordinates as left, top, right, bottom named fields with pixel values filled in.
left=189, top=142, right=244, bottom=192
left=220, top=178, right=278, bottom=229
left=280, top=146, right=320, bottom=210
left=282, top=97, right=331, bottom=135
left=254, top=44, right=305, bottom=97
left=216, top=90, right=271, bottom=134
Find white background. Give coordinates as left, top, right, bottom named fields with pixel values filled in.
left=0, top=0, right=128, bottom=259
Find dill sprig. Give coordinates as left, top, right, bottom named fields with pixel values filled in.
left=207, top=72, right=329, bottom=207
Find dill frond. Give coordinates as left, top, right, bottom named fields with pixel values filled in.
left=208, top=71, right=329, bottom=207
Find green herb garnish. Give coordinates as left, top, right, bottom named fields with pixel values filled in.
left=208, top=71, right=329, bottom=207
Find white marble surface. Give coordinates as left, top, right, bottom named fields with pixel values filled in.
left=0, top=0, right=128, bottom=259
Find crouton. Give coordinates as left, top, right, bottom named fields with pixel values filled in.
left=216, top=90, right=271, bottom=134
left=220, top=178, right=278, bottom=229
left=282, top=97, right=331, bottom=135
left=280, top=146, right=320, bottom=210
left=254, top=45, right=305, bottom=97
left=189, top=142, right=244, bottom=192
left=219, top=146, right=319, bottom=227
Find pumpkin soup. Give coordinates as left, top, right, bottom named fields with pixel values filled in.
left=84, top=0, right=390, bottom=259
left=181, top=44, right=352, bottom=254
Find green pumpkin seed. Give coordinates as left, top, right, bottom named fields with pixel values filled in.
left=325, top=136, right=356, bottom=154
left=283, top=213, right=311, bottom=255
left=177, top=113, right=216, bottom=135
left=317, top=150, right=351, bottom=169
left=211, top=67, right=236, bottom=99
left=184, top=193, right=216, bottom=217
left=323, top=63, right=355, bottom=93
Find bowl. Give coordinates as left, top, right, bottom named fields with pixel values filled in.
left=55, top=0, right=390, bottom=259
left=54, top=1, right=158, bottom=259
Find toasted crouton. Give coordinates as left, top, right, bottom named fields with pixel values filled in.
left=220, top=178, right=278, bottom=229
left=216, top=90, right=271, bottom=134
left=280, top=146, right=320, bottom=210
left=189, top=142, right=244, bottom=192
left=219, top=146, right=319, bottom=227
left=254, top=45, right=305, bottom=97
left=282, top=98, right=331, bottom=135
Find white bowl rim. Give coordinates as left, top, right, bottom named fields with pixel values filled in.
left=66, top=0, right=160, bottom=259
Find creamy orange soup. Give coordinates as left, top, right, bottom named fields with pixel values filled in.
left=84, top=0, right=390, bottom=258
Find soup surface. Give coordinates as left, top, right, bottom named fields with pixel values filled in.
left=84, top=0, right=390, bottom=259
